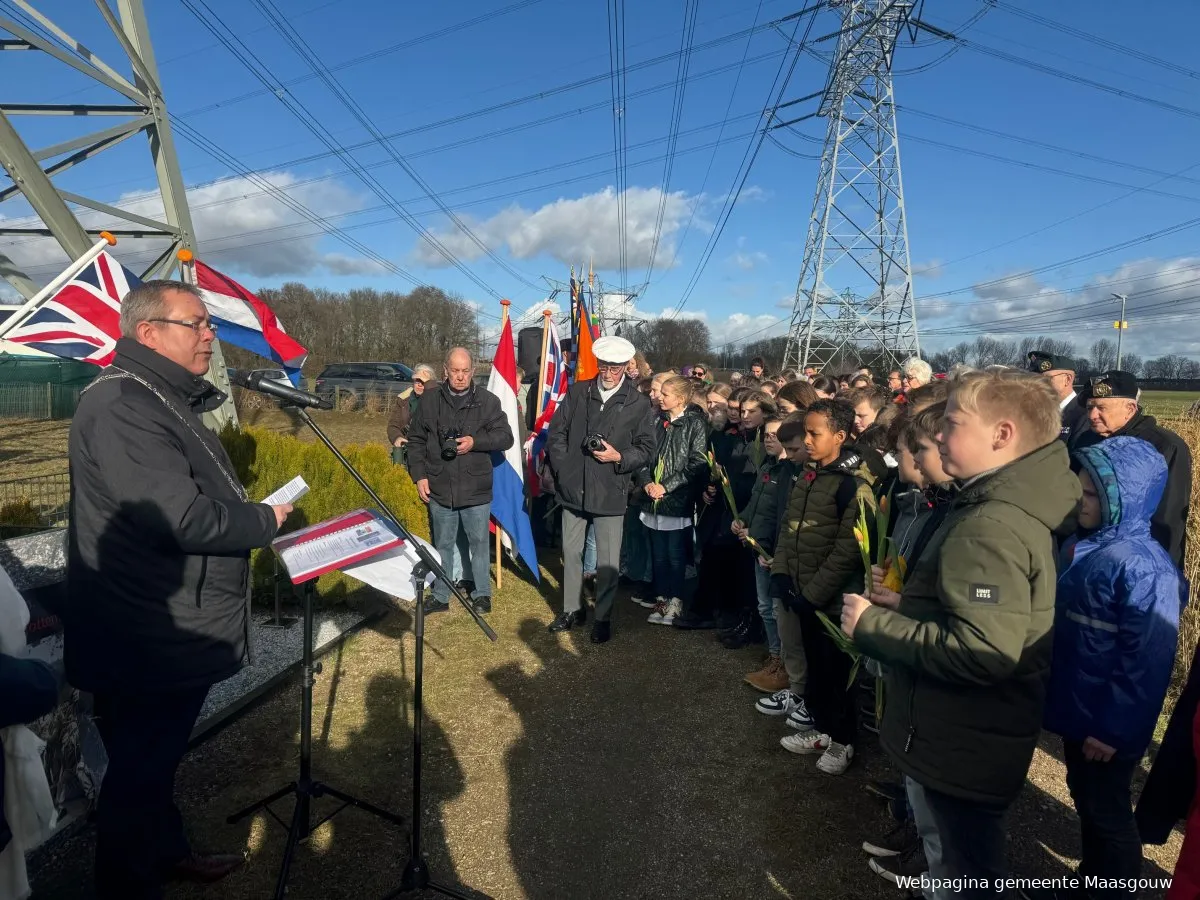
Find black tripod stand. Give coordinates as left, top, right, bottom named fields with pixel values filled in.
left=230, top=405, right=496, bottom=899
left=228, top=579, right=406, bottom=898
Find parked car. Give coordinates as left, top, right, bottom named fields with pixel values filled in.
left=229, top=367, right=291, bottom=409
left=313, top=362, right=413, bottom=408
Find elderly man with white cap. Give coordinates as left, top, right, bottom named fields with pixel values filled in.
left=546, top=335, right=657, bottom=642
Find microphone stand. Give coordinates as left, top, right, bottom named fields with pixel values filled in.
left=232, top=401, right=496, bottom=899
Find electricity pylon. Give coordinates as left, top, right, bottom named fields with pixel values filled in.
left=0, top=0, right=236, bottom=427
left=782, top=0, right=920, bottom=373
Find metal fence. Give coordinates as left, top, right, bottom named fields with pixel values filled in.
left=0, top=470, right=70, bottom=534
left=0, top=382, right=83, bottom=420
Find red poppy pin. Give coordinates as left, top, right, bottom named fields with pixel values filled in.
left=804, top=471, right=816, bottom=483
left=762, top=473, right=770, bottom=483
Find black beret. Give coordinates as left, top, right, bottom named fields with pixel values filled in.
left=1080, top=370, right=1139, bottom=401
left=1027, top=351, right=1075, bottom=374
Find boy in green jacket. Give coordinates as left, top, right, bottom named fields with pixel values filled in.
left=769, top=399, right=877, bottom=776
left=841, top=370, right=1080, bottom=898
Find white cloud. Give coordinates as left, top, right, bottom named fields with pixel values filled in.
left=923, top=257, right=1200, bottom=357
left=409, top=186, right=704, bottom=270
left=0, top=171, right=374, bottom=282
left=730, top=251, right=768, bottom=271
left=776, top=293, right=797, bottom=309
left=913, top=258, right=945, bottom=279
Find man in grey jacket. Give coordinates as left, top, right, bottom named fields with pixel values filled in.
left=66, top=280, right=291, bottom=899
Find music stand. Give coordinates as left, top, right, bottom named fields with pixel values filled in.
left=228, top=406, right=496, bottom=900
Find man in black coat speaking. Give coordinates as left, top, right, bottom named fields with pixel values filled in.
left=546, top=336, right=656, bottom=642
left=65, top=280, right=291, bottom=898
left=407, top=347, right=514, bottom=615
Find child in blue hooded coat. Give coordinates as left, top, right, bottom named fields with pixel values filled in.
left=1041, top=435, right=1186, bottom=899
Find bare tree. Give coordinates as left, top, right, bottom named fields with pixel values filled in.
left=633, top=319, right=712, bottom=370
left=1089, top=339, right=1117, bottom=373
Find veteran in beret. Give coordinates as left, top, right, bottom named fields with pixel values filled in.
left=1027, top=351, right=1090, bottom=449
left=1078, top=370, right=1192, bottom=568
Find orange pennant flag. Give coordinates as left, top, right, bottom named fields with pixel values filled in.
left=574, top=302, right=598, bottom=382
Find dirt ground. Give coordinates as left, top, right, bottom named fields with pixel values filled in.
left=28, top=558, right=1184, bottom=900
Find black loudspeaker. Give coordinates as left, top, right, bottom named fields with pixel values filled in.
left=517, top=326, right=542, bottom=380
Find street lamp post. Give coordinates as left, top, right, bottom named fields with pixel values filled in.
left=1111, top=293, right=1128, bottom=369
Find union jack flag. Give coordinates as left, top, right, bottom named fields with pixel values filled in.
left=3, top=251, right=139, bottom=365
left=523, top=316, right=568, bottom=497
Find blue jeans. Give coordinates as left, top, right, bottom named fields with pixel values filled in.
left=583, top=522, right=597, bottom=576
left=754, top=561, right=780, bottom=655
left=648, top=527, right=689, bottom=601
left=426, top=505, right=472, bottom=583
left=428, top=499, right=491, bottom=604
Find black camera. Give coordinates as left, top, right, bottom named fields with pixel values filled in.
left=583, top=433, right=607, bottom=453
left=439, top=428, right=461, bottom=461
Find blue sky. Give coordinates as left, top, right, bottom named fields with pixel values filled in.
left=4, top=0, right=1200, bottom=359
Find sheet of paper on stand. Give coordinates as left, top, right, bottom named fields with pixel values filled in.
left=272, top=509, right=402, bottom=583
left=263, top=475, right=309, bottom=505
left=342, top=536, right=441, bottom=602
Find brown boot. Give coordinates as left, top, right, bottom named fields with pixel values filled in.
left=745, top=654, right=788, bottom=693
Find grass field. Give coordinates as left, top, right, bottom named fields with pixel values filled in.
left=1142, top=389, right=1200, bottom=418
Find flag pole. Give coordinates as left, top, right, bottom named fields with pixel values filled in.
left=176, top=249, right=240, bottom=431
left=0, top=231, right=117, bottom=341
left=494, top=298, right=511, bottom=591
left=535, top=308, right=552, bottom=423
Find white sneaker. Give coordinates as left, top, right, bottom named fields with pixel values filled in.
left=816, top=742, right=855, bottom=775
left=784, top=698, right=815, bottom=732
left=630, top=594, right=656, bottom=609
left=647, top=599, right=668, bottom=624
left=780, top=731, right=831, bottom=755
left=755, top=689, right=801, bottom=717
left=659, top=598, right=683, bottom=625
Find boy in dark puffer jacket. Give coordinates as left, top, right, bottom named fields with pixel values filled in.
left=768, top=399, right=877, bottom=776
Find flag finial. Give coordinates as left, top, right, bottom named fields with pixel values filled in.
left=99, top=231, right=117, bottom=246
left=176, top=248, right=194, bottom=263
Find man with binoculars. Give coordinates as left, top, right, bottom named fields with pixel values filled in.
left=408, top=347, right=514, bottom=615
left=546, top=335, right=657, bottom=643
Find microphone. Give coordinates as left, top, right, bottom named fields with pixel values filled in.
left=228, top=369, right=333, bottom=410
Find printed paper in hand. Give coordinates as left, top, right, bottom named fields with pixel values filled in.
left=263, top=475, right=309, bottom=506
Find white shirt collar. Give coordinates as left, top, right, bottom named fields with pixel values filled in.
left=1059, top=392, right=1075, bottom=411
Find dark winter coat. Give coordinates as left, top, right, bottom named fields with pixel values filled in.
left=546, top=376, right=657, bottom=516
left=65, top=338, right=279, bottom=695
left=1060, top=393, right=1090, bottom=450
left=1044, top=437, right=1184, bottom=760
left=890, top=485, right=933, bottom=560
left=854, top=441, right=1081, bottom=806
left=698, top=428, right=762, bottom=547
left=739, top=455, right=792, bottom=553
left=637, top=404, right=709, bottom=519
left=1078, top=410, right=1192, bottom=568
left=407, top=382, right=514, bottom=509
left=1138, top=641, right=1200, bottom=843
left=770, top=449, right=878, bottom=611
left=0, top=653, right=59, bottom=853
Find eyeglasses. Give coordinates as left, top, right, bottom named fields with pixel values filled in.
left=596, top=362, right=626, bottom=372
left=148, top=318, right=217, bottom=335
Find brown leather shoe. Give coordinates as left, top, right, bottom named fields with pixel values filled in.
left=168, top=851, right=246, bottom=884
left=745, top=655, right=789, bottom=693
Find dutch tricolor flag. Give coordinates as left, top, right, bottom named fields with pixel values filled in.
left=193, top=259, right=308, bottom=384
left=487, top=316, right=540, bottom=581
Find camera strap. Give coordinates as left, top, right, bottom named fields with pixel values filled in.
left=435, top=382, right=476, bottom=439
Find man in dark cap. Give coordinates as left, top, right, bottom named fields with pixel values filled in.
left=1027, top=351, right=1089, bottom=449
left=1078, top=370, right=1192, bottom=567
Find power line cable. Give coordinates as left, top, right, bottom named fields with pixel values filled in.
left=640, top=0, right=700, bottom=296
left=250, top=0, right=544, bottom=292
left=667, top=1, right=823, bottom=318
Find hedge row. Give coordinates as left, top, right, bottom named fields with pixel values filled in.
left=219, top=425, right=429, bottom=606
